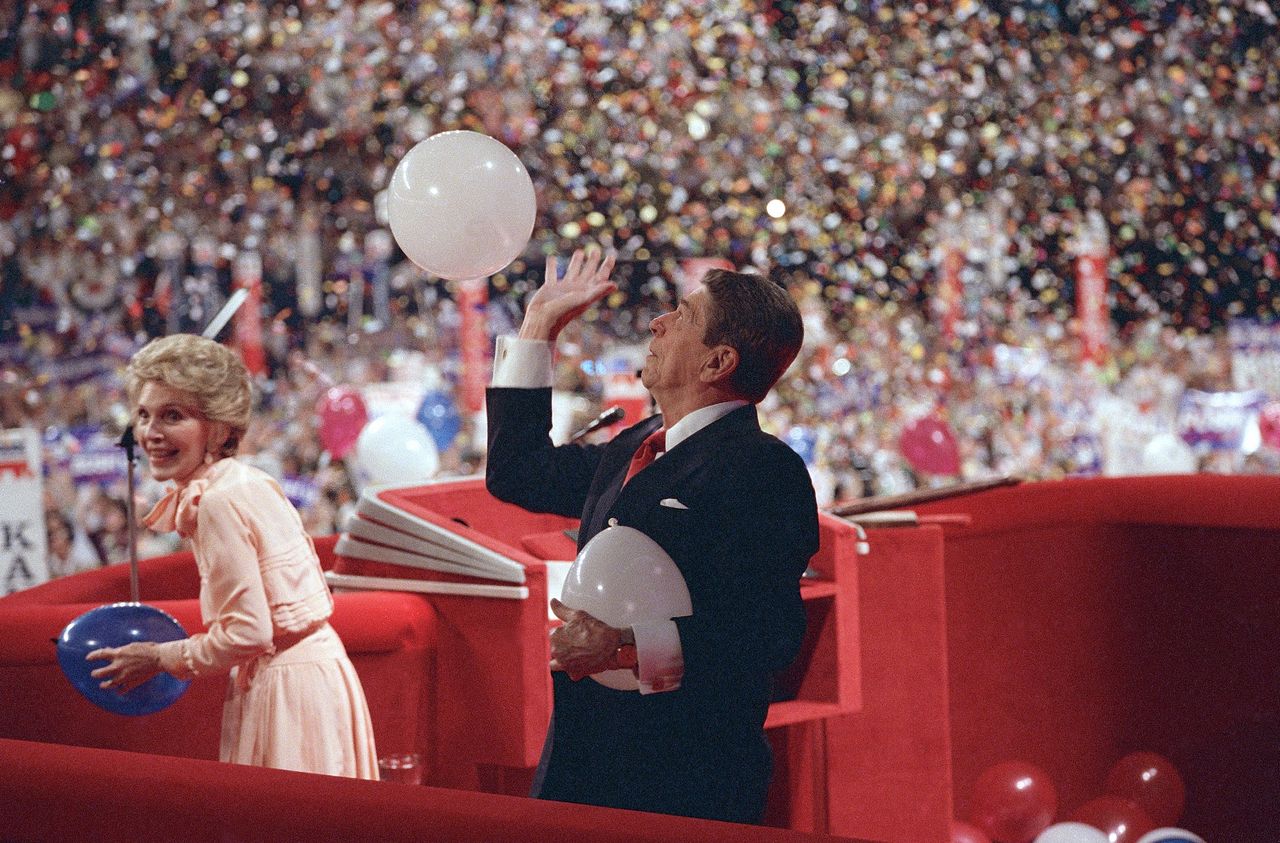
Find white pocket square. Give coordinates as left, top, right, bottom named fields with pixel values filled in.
left=659, top=498, right=689, bottom=510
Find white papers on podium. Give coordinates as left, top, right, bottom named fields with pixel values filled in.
left=333, top=487, right=527, bottom=591
left=349, top=487, right=526, bottom=583
left=326, top=570, right=528, bottom=601
left=335, top=534, right=523, bottom=583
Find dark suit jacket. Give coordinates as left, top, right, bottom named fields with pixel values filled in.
left=486, top=386, right=820, bottom=823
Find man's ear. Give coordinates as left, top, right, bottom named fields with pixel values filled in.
left=699, top=345, right=739, bottom=385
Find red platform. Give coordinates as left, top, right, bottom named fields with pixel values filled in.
left=0, top=474, right=1276, bottom=841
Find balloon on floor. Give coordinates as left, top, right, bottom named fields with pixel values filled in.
left=1104, top=751, right=1185, bottom=828
left=968, top=759, right=1057, bottom=843
left=1133, top=829, right=1206, bottom=843
left=1033, top=823, right=1108, bottom=843
left=1068, top=795, right=1155, bottom=843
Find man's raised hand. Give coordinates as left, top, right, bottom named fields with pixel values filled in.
left=518, top=247, right=617, bottom=343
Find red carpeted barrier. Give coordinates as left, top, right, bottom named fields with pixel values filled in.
left=0, top=536, right=437, bottom=769
left=1, top=475, right=1275, bottom=841
left=0, top=738, right=871, bottom=843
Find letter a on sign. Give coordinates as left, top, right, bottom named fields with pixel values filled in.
left=0, top=428, right=49, bottom=595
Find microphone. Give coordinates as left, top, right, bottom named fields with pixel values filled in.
left=570, top=406, right=625, bottom=442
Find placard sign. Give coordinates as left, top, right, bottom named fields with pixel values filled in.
left=0, top=428, right=48, bottom=595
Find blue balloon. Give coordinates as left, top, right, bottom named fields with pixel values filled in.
left=56, top=602, right=191, bottom=716
left=416, top=388, right=461, bottom=452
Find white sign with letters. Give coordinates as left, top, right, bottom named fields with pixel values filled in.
left=0, top=428, right=48, bottom=595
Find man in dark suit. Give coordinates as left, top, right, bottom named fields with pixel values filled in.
left=485, top=247, right=819, bottom=823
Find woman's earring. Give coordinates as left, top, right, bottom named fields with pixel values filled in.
left=204, top=451, right=214, bottom=465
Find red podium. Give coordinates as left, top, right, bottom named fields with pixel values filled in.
left=329, top=477, right=866, bottom=806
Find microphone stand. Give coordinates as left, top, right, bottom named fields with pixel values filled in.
left=117, top=424, right=141, bottom=603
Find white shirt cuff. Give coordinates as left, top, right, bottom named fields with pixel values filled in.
left=491, top=335, right=553, bottom=388
left=632, top=619, right=683, bottom=694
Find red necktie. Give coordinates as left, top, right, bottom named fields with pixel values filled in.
left=623, top=428, right=666, bottom=485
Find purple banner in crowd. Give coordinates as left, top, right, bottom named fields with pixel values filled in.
left=66, top=426, right=128, bottom=486
left=41, top=354, right=121, bottom=386
left=1176, top=389, right=1267, bottom=451
left=281, top=474, right=320, bottom=511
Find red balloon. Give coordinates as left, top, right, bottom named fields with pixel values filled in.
left=900, top=415, right=961, bottom=476
left=1258, top=401, right=1280, bottom=451
left=1104, top=752, right=1185, bottom=828
left=969, top=760, right=1058, bottom=843
left=1069, top=796, right=1156, bottom=843
left=951, top=819, right=993, bottom=843
left=317, top=386, right=368, bottom=459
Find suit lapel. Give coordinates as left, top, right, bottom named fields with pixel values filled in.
left=605, top=405, right=761, bottom=525
left=578, top=415, right=664, bottom=548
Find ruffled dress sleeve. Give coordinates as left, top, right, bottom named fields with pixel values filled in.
left=151, top=463, right=332, bottom=679
left=153, top=479, right=276, bottom=679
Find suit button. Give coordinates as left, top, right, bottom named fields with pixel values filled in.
left=607, top=518, right=619, bottom=527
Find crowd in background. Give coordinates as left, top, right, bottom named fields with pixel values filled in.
left=1, top=1, right=1277, bottom=575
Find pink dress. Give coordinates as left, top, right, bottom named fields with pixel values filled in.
left=145, top=458, right=379, bottom=779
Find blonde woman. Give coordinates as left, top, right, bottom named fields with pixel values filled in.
left=88, top=334, right=378, bottom=779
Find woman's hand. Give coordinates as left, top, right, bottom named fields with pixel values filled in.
left=87, top=641, right=164, bottom=694
left=519, top=247, right=617, bottom=343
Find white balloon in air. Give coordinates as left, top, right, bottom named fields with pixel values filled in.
left=1140, top=432, right=1197, bottom=474
left=353, top=413, right=439, bottom=486
left=386, top=130, right=536, bottom=281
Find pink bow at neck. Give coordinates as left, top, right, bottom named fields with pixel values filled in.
left=143, top=467, right=215, bottom=538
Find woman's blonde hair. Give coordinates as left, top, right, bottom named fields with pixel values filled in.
left=125, top=334, right=253, bottom=458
